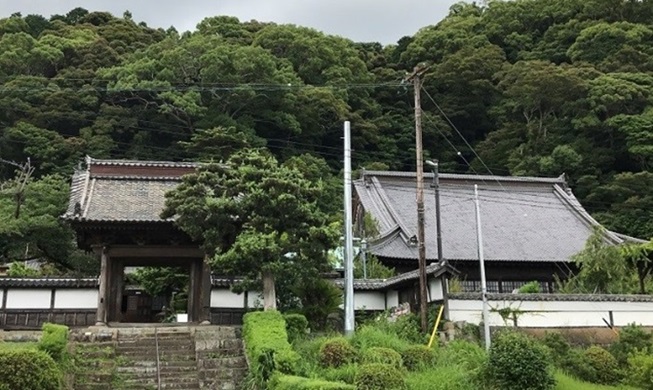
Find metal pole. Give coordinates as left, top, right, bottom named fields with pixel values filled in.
left=474, top=184, right=491, bottom=351
left=427, top=159, right=449, bottom=321
left=344, top=121, right=355, bottom=336
left=409, top=66, right=429, bottom=333
left=429, top=160, right=443, bottom=264
left=361, top=239, right=368, bottom=279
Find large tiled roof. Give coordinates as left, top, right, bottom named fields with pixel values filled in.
left=355, top=171, right=628, bottom=263
left=63, top=157, right=198, bottom=223
left=332, top=262, right=456, bottom=291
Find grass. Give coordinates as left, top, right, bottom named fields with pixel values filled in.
left=555, top=372, right=637, bottom=390
left=405, top=364, right=480, bottom=390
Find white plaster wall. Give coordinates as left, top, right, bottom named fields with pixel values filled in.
left=449, top=299, right=653, bottom=328
left=211, top=288, right=245, bottom=308
left=54, top=289, right=97, bottom=309
left=428, top=278, right=444, bottom=301
left=6, top=289, right=51, bottom=309
left=354, top=291, right=385, bottom=311
left=247, top=291, right=264, bottom=309
left=386, top=290, right=399, bottom=309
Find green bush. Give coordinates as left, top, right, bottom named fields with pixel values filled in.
left=488, top=331, right=555, bottom=390
left=610, top=323, right=653, bottom=366
left=350, top=325, right=411, bottom=353
left=361, top=347, right=403, bottom=368
left=284, top=313, right=309, bottom=343
left=627, top=352, right=653, bottom=389
left=583, top=346, right=620, bottom=385
left=355, top=363, right=407, bottom=390
left=319, top=337, right=357, bottom=368
left=243, top=310, right=300, bottom=381
left=370, top=313, right=424, bottom=344
left=270, top=374, right=355, bottom=389
left=542, top=332, right=571, bottom=364
left=563, top=348, right=597, bottom=383
left=518, top=281, right=541, bottom=293
left=0, top=348, right=62, bottom=390
left=401, top=345, right=437, bottom=371
left=38, top=323, right=69, bottom=362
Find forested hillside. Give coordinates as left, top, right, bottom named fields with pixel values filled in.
left=1, top=1, right=652, bottom=271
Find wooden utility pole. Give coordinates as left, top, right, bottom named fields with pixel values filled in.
left=406, top=65, right=430, bottom=332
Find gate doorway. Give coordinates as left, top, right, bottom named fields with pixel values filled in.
left=120, top=266, right=191, bottom=323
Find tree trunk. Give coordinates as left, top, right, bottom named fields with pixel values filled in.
left=262, top=270, right=277, bottom=311
left=638, top=263, right=647, bottom=294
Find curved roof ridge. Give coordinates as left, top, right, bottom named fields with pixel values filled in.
left=552, top=185, right=623, bottom=244
left=372, top=177, right=414, bottom=240
left=364, top=170, right=567, bottom=185
left=87, top=156, right=199, bottom=168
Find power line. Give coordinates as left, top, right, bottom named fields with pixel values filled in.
left=421, top=86, right=508, bottom=192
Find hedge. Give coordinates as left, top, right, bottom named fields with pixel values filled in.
left=284, top=313, right=309, bottom=343
left=270, top=374, right=356, bottom=390
left=243, top=310, right=300, bottom=378
left=38, top=323, right=69, bottom=362
left=355, top=363, right=407, bottom=390
left=0, top=348, right=62, bottom=390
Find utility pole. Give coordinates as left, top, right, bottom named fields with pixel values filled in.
left=427, top=159, right=448, bottom=320
left=426, top=160, right=443, bottom=265
left=406, top=64, right=430, bottom=333
left=361, top=239, right=368, bottom=279
left=343, top=121, right=355, bottom=336
left=474, top=184, right=491, bottom=351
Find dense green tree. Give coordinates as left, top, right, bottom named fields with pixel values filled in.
left=162, top=149, right=339, bottom=310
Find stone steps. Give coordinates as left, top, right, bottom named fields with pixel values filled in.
left=71, top=325, right=248, bottom=389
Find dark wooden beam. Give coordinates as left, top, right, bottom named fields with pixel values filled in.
left=108, top=245, right=203, bottom=258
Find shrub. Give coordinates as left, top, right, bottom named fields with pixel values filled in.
left=541, top=332, right=570, bottom=364
left=284, top=314, right=309, bottom=343
left=583, top=346, right=620, bottom=384
left=518, top=281, right=541, bottom=293
left=355, top=363, right=407, bottom=390
left=401, top=345, right=436, bottom=371
left=371, top=313, right=424, bottom=344
left=563, top=348, right=597, bottom=383
left=243, top=310, right=300, bottom=381
left=319, top=337, right=357, bottom=368
left=269, top=374, right=355, bottom=389
left=610, top=323, right=653, bottom=366
left=0, top=348, right=62, bottom=390
left=487, top=331, right=555, bottom=390
left=361, top=347, right=403, bottom=368
left=350, top=325, right=411, bottom=353
left=627, top=352, right=653, bottom=389
left=38, top=323, right=69, bottom=362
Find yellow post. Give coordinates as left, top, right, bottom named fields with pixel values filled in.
left=427, top=305, right=445, bottom=349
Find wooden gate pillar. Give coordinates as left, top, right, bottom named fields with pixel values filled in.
left=200, top=256, right=212, bottom=324
left=94, top=246, right=110, bottom=326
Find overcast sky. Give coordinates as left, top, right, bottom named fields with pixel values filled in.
left=0, top=0, right=462, bottom=44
